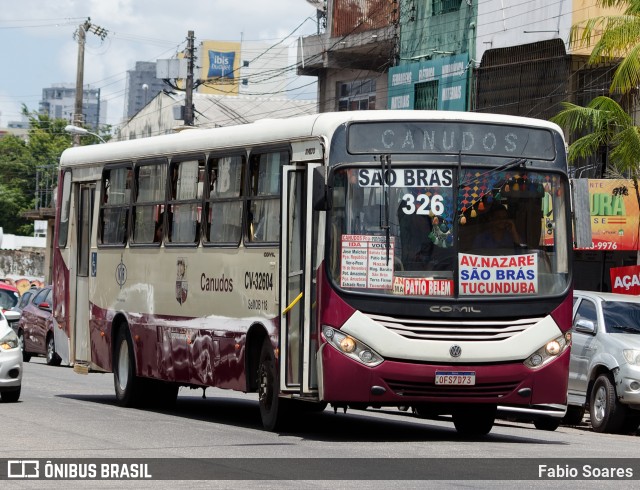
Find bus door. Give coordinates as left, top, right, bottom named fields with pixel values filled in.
left=73, top=183, right=96, bottom=366
left=280, top=163, right=319, bottom=396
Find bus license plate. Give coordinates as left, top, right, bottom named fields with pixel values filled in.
left=435, top=371, right=476, bottom=386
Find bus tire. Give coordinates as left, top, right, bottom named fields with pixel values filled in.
left=452, top=404, right=496, bottom=436
left=258, top=338, right=288, bottom=431
left=562, top=405, right=584, bottom=426
left=113, top=327, right=145, bottom=407
left=533, top=417, right=561, bottom=431
left=590, top=374, right=627, bottom=433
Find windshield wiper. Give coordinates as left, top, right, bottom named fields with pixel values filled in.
left=381, top=154, right=391, bottom=265
left=608, top=324, right=640, bottom=334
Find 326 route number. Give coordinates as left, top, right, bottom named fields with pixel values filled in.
left=401, top=193, right=444, bottom=216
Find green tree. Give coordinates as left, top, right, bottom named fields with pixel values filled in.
left=551, top=96, right=640, bottom=188
left=570, top=0, right=640, bottom=95
left=0, top=106, right=74, bottom=235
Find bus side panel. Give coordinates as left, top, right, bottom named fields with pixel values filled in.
left=88, top=303, right=256, bottom=393
left=88, top=302, right=113, bottom=371
left=52, top=247, right=71, bottom=360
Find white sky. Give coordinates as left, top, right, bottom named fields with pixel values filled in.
left=0, top=0, right=320, bottom=127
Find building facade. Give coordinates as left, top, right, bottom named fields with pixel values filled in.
left=124, top=62, right=166, bottom=119
left=39, top=84, right=106, bottom=131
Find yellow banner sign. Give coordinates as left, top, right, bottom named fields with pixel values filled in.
left=576, top=179, right=639, bottom=251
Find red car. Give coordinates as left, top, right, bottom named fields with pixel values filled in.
left=16, top=286, right=61, bottom=366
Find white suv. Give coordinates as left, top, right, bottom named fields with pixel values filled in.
left=567, top=290, right=640, bottom=433
left=0, top=310, right=22, bottom=402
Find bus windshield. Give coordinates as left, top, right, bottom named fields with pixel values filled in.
left=328, top=163, right=569, bottom=298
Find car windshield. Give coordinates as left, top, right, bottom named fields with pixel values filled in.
left=602, top=301, right=640, bottom=334
left=328, top=164, right=570, bottom=298
left=0, top=289, right=19, bottom=310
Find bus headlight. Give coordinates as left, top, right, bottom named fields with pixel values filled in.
left=524, top=333, right=570, bottom=369
left=322, top=326, right=383, bottom=367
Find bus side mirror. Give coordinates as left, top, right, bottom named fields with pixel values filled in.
left=312, top=166, right=331, bottom=211
left=571, top=178, right=592, bottom=249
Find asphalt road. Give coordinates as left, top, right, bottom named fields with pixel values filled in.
left=2, top=357, right=639, bottom=489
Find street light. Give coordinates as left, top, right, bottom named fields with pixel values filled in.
left=64, top=124, right=106, bottom=144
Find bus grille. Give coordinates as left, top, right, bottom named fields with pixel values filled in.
left=364, top=313, right=542, bottom=341
left=385, top=379, right=519, bottom=398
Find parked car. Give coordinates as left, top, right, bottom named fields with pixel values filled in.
left=16, top=285, right=61, bottom=366
left=5, top=285, right=39, bottom=338
left=567, top=290, right=640, bottom=433
left=0, top=309, right=22, bottom=402
left=0, top=282, right=20, bottom=312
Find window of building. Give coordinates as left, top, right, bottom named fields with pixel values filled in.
left=432, top=0, right=462, bottom=15
left=99, top=165, right=132, bottom=246
left=246, top=150, right=286, bottom=243
left=415, top=80, right=439, bottom=110
left=337, top=79, right=376, bottom=111
left=205, top=154, right=245, bottom=245
left=132, top=161, right=167, bottom=245
left=166, top=158, right=205, bottom=245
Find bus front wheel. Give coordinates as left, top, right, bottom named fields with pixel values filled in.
left=113, top=327, right=144, bottom=407
left=258, top=338, right=288, bottom=431
left=452, top=404, right=496, bottom=436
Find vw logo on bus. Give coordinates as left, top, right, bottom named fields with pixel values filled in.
left=449, top=345, right=462, bottom=358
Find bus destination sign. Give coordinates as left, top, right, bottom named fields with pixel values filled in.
left=347, top=121, right=556, bottom=160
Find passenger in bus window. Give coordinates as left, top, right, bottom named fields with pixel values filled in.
left=473, top=204, right=523, bottom=249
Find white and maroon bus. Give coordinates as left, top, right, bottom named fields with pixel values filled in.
left=53, top=111, right=584, bottom=434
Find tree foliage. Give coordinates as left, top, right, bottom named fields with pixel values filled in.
left=0, top=106, right=73, bottom=235
left=570, top=0, right=640, bottom=94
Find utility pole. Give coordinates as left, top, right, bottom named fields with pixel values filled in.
left=184, top=30, right=195, bottom=126
left=73, top=18, right=108, bottom=146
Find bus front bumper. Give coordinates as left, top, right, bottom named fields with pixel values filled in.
left=318, top=342, right=569, bottom=408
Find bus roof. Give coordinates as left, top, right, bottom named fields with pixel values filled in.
left=59, top=110, right=564, bottom=168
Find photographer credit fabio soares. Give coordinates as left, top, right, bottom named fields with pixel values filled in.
left=473, top=203, right=525, bottom=249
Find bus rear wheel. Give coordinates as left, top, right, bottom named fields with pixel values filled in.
left=452, top=405, right=496, bottom=436
left=258, top=338, right=288, bottom=431
left=113, top=327, right=145, bottom=407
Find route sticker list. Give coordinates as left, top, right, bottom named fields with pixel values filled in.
left=341, top=234, right=395, bottom=289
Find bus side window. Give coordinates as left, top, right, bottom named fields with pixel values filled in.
left=99, top=165, right=132, bottom=246
left=246, top=150, right=285, bottom=243
left=166, top=158, right=204, bottom=245
left=132, top=161, right=167, bottom=244
left=205, top=154, right=244, bottom=245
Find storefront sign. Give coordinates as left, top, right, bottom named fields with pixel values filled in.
left=576, top=179, right=640, bottom=251
left=610, top=265, right=640, bottom=295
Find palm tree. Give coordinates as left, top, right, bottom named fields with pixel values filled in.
left=557, top=0, right=640, bottom=201
left=570, top=0, right=640, bottom=95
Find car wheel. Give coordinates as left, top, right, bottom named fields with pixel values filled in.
left=18, top=330, right=31, bottom=362
left=534, top=417, right=561, bottom=431
left=46, top=335, right=61, bottom=366
left=113, top=326, right=147, bottom=407
left=589, top=374, right=627, bottom=433
left=452, top=405, right=496, bottom=436
left=257, top=337, right=289, bottom=431
left=1, top=387, right=21, bottom=403
left=562, top=405, right=585, bottom=426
